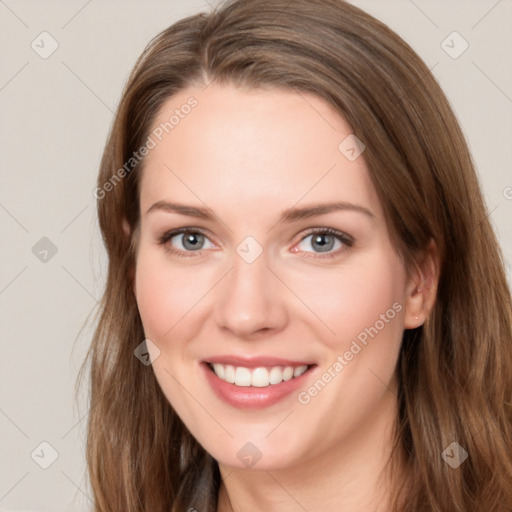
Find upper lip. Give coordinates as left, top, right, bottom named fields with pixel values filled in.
left=204, top=355, right=315, bottom=368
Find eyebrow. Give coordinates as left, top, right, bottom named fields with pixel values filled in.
left=145, top=200, right=376, bottom=222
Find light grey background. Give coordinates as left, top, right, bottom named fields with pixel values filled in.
left=1, top=1, right=511, bottom=510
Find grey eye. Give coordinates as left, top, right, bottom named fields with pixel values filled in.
left=297, top=233, right=343, bottom=253
left=170, top=231, right=214, bottom=251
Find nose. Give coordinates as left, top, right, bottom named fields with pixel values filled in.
left=214, top=251, right=288, bottom=339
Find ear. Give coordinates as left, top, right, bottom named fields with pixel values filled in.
left=403, top=238, right=440, bottom=329
left=122, top=218, right=137, bottom=297
left=122, top=218, right=131, bottom=238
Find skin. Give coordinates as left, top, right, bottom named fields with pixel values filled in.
left=131, top=83, right=438, bottom=511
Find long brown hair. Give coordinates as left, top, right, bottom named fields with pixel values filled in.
left=82, top=0, right=512, bottom=510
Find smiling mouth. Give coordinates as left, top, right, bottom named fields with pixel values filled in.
left=206, top=362, right=315, bottom=387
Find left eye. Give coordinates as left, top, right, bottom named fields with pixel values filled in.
left=296, top=231, right=346, bottom=253
left=168, top=231, right=216, bottom=251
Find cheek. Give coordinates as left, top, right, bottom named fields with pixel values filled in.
left=292, top=255, right=406, bottom=352
left=134, top=254, right=173, bottom=339
left=134, top=248, right=210, bottom=340
left=134, top=251, right=202, bottom=398
left=286, top=255, right=405, bottom=454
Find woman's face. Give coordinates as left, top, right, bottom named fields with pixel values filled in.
left=134, top=83, right=416, bottom=470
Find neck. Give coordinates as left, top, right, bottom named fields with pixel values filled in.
left=217, top=380, right=402, bottom=512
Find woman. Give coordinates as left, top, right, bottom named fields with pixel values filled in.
left=84, top=0, right=512, bottom=510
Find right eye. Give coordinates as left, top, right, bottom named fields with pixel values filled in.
left=159, top=228, right=217, bottom=256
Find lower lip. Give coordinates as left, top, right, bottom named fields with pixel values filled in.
left=201, top=362, right=316, bottom=409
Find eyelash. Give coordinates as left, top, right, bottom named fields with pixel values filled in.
left=157, top=227, right=354, bottom=259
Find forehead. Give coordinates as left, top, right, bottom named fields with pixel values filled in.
left=139, top=83, right=381, bottom=222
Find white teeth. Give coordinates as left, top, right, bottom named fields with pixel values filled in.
left=282, top=367, right=294, bottom=381
left=294, top=365, right=307, bottom=378
left=269, top=366, right=283, bottom=385
left=212, top=363, right=225, bottom=379
left=210, top=363, right=309, bottom=387
left=251, top=367, right=269, bottom=387
left=235, top=367, right=252, bottom=386
left=224, top=365, right=235, bottom=384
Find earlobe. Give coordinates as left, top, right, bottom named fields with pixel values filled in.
left=122, top=218, right=131, bottom=238
left=403, top=239, right=440, bottom=329
left=122, top=218, right=137, bottom=298
left=403, top=285, right=427, bottom=329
